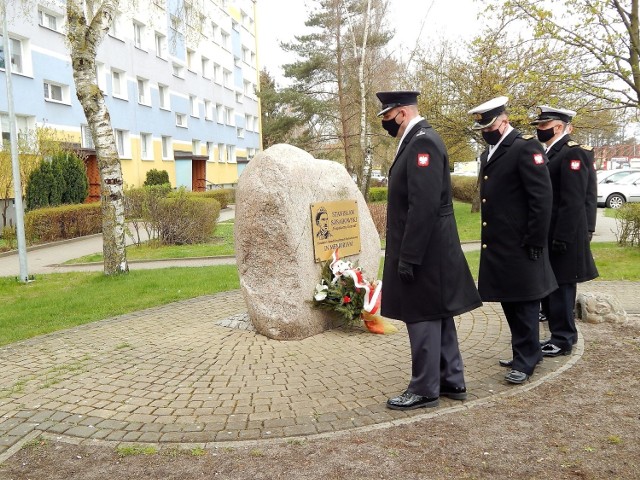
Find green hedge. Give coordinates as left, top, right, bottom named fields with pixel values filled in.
left=157, top=195, right=221, bottom=244
left=368, top=187, right=388, bottom=203
left=450, top=175, right=478, bottom=203
left=182, top=190, right=230, bottom=209
left=615, top=203, right=640, bottom=247
left=25, top=203, right=102, bottom=243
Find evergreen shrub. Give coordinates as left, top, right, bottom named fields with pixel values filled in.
left=143, top=169, right=170, bottom=186
left=450, top=175, right=477, bottom=203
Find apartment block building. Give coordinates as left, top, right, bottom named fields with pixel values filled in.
left=1, top=0, right=261, bottom=197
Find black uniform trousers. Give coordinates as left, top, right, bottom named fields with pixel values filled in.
left=541, top=283, right=578, bottom=350
left=500, top=300, right=543, bottom=375
left=406, top=317, right=465, bottom=398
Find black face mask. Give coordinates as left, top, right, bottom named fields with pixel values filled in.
left=481, top=128, right=503, bottom=145
left=382, top=112, right=402, bottom=137
left=536, top=126, right=556, bottom=143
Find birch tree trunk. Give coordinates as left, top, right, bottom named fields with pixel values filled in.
left=67, top=0, right=129, bottom=274
left=357, top=0, right=372, bottom=196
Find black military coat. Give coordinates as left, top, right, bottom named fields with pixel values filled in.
left=381, top=119, right=482, bottom=323
left=546, top=136, right=599, bottom=284
left=478, top=129, right=558, bottom=302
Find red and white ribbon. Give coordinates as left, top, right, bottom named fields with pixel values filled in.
left=329, top=249, right=382, bottom=314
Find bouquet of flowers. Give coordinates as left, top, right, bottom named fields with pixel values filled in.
left=313, top=249, right=397, bottom=334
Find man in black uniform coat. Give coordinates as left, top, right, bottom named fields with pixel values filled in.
left=469, top=96, right=558, bottom=384
left=377, top=90, right=482, bottom=410
left=531, top=106, right=599, bottom=357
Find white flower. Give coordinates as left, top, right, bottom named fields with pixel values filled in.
left=314, top=283, right=329, bottom=301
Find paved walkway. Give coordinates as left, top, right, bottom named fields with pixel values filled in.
left=0, top=207, right=636, bottom=460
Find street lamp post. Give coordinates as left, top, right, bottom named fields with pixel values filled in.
left=2, top=1, right=30, bottom=283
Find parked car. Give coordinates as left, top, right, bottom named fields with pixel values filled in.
left=597, top=168, right=640, bottom=184
left=597, top=171, right=640, bottom=208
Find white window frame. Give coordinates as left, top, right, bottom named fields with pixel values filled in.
left=161, top=135, right=172, bottom=159
left=204, top=100, right=213, bottom=120
left=235, top=91, right=243, bottom=104
left=133, top=21, right=145, bottom=50
left=222, top=68, right=232, bottom=88
left=137, top=77, right=150, bottom=105
left=172, top=63, right=184, bottom=78
left=228, top=145, right=236, bottom=163
left=114, top=129, right=130, bottom=157
left=96, top=62, right=107, bottom=92
left=217, top=143, right=226, bottom=162
left=1, top=114, right=34, bottom=145
left=221, top=30, right=230, bottom=49
left=140, top=132, right=152, bottom=159
left=225, top=107, right=234, bottom=126
left=216, top=104, right=224, bottom=124
left=186, top=48, right=196, bottom=72
left=237, top=127, right=244, bottom=139
left=207, top=141, right=214, bottom=162
left=155, top=32, right=167, bottom=59
left=189, top=95, right=199, bottom=117
left=38, top=7, right=63, bottom=33
left=111, top=69, right=127, bottom=99
left=201, top=56, right=210, bottom=78
left=109, top=13, right=123, bottom=39
left=81, top=124, right=94, bottom=149
left=43, top=80, right=69, bottom=104
left=0, top=37, right=25, bottom=74
left=192, top=139, right=200, bottom=155
left=176, top=113, right=187, bottom=128
left=158, top=83, right=169, bottom=110
left=213, top=63, right=221, bottom=84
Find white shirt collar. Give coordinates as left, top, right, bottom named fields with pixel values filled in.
left=545, top=133, right=568, bottom=153
left=396, top=116, right=424, bottom=154
left=487, top=124, right=514, bottom=160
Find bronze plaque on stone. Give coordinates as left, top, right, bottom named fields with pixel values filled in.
left=311, top=200, right=361, bottom=262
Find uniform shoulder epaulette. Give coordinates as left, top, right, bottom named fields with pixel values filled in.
left=521, top=134, right=535, bottom=140
left=582, top=144, right=593, bottom=151
left=567, top=140, right=593, bottom=151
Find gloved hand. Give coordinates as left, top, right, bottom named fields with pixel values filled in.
left=551, top=239, right=567, bottom=254
left=587, top=231, right=594, bottom=242
left=398, top=260, right=415, bottom=283
left=527, top=245, right=543, bottom=261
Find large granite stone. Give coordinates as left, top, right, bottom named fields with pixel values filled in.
left=576, top=292, right=627, bottom=325
left=234, top=144, right=381, bottom=340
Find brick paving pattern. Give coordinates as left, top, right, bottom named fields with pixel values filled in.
left=2, top=280, right=637, bottom=457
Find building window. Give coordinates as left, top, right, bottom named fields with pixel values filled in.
left=211, top=22, right=219, bottom=43
left=221, top=30, right=229, bottom=49
left=218, top=143, right=226, bottom=162
left=235, top=91, right=243, bottom=104
left=207, top=141, right=214, bottom=162
left=38, top=8, right=62, bottom=32
left=216, top=104, right=223, bottom=124
left=237, top=127, right=244, bottom=139
left=225, top=107, right=234, bottom=126
left=114, top=129, right=130, bottom=157
left=161, top=135, right=172, bottom=159
left=43, top=81, right=69, bottom=103
left=111, top=69, right=126, bottom=98
left=137, top=77, right=150, bottom=105
left=109, top=13, right=122, bottom=39
left=245, top=114, right=253, bottom=131
left=176, top=113, right=187, bottom=128
left=140, top=132, right=152, bottom=159
left=1, top=114, right=33, bottom=145
left=81, top=124, right=94, bottom=149
left=192, top=139, right=200, bottom=155
left=133, top=21, right=145, bottom=49
left=222, top=69, right=232, bottom=88
left=0, top=37, right=24, bottom=74
left=201, top=56, right=210, bottom=78
left=204, top=100, right=213, bottom=120
left=96, top=62, right=107, bottom=91
left=186, top=49, right=196, bottom=71
left=228, top=145, right=236, bottom=163
left=155, top=32, right=166, bottom=58
left=213, top=63, right=221, bottom=84
left=172, top=63, right=184, bottom=78
left=158, top=84, right=169, bottom=109
left=189, top=95, right=198, bottom=117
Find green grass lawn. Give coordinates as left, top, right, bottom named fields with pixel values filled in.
left=65, top=221, right=235, bottom=263
left=463, top=242, right=640, bottom=281
left=454, top=201, right=481, bottom=242
left=0, top=266, right=239, bottom=347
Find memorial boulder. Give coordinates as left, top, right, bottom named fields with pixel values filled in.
left=235, top=144, right=382, bottom=340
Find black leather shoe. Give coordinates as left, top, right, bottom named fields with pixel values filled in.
left=499, top=357, right=542, bottom=368
left=505, top=370, right=529, bottom=384
left=539, top=311, right=547, bottom=322
left=386, top=391, right=439, bottom=410
left=540, top=338, right=550, bottom=346
left=541, top=343, right=572, bottom=357
left=440, top=385, right=467, bottom=400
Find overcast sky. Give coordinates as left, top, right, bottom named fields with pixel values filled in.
left=256, top=0, right=482, bottom=84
